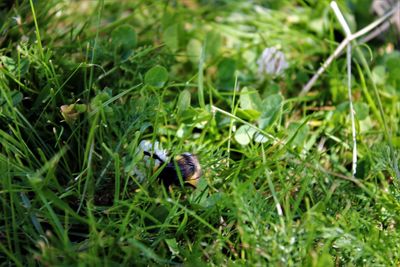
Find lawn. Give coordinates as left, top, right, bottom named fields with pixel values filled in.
left=1, top=0, right=400, bottom=266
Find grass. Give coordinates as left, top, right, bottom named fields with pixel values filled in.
left=1, top=0, right=400, bottom=266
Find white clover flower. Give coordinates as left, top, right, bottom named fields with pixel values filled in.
left=257, top=47, right=288, bottom=77
left=139, top=140, right=168, bottom=164
left=133, top=140, right=169, bottom=182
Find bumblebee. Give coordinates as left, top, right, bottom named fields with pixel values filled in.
left=138, top=141, right=201, bottom=188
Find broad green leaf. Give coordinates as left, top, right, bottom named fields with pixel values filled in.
left=234, top=125, right=256, bottom=146
left=336, top=102, right=348, bottom=113
left=0, top=56, right=16, bottom=72
left=11, top=91, right=23, bottom=106
left=371, top=65, right=386, bottom=85
left=177, top=89, right=191, bottom=115
left=144, top=65, right=169, bottom=88
left=179, top=107, right=211, bottom=124
left=329, top=78, right=346, bottom=103
left=186, top=38, right=202, bottom=63
left=336, top=102, right=369, bottom=121
left=217, top=58, right=236, bottom=90
left=242, top=50, right=257, bottom=65
left=240, top=87, right=262, bottom=111
left=360, top=116, right=373, bottom=133
left=163, top=24, right=179, bottom=51
left=259, top=93, right=283, bottom=129
left=308, top=18, right=325, bottom=35
left=384, top=50, right=400, bottom=69
left=0, top=56, right=30, bottom=76
left=111, top=24, right=137, bottom=52
left=204, top=192, right=223, bottom=208
left=91, top=91, right=111, bottom=106
left=384, top=51, right=400, bottom=86
left=180, top=108, right=198, bottom=123
left=205, top=30, right=221, bottom=59
left=254, top=132, right=269, bottom=143
left=287, top=122, right=309, bottom=147
left=354, top=102, right=369, bottom=120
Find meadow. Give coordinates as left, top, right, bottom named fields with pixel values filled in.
left=1, top=0, right=400, bottom=265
